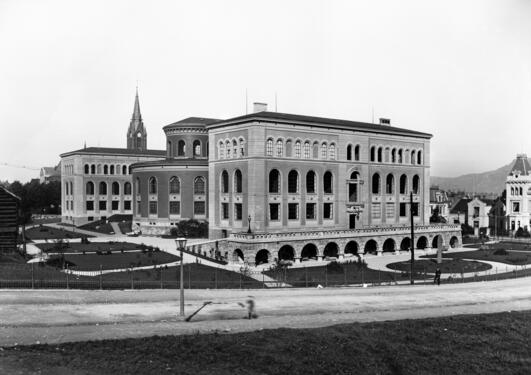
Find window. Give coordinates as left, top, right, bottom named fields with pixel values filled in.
left=354, top=145, right=360, bottom=161
left=122, top=165, right=127, bottom=175
left=194, top=177, right=206, bottom=194
left=233, top=140, right=238, bottom=157
left=347, top=145, right=352, bottom=160
left=288, top=203, right=299, bottom=220
left=99, top=201, right=107, bottom=211
left=269, top=169, right=280, bottom=193
left=239, top=138, right=245, bottom=157
left=234, top=169, right=242, bottom=193
left=321, top=143, right=327, bottom=159
left=169, top=177, right=180, bottom=194
left=266, top=139, right=273, bottom=156
left=312, top=142, right=319, bottom=158
left=99, top=182, right=107, bottom=195
left=348, top=172, right=359, bottom=202
left=112, top=182, right=120, bottom=195
left=399, top=203, right=407, bottom=217
left=306, top=203, right=316, bottom=220
left=110, top=165, right=115, bottom=175
left=222, top=203, right=229, bottom=219
left=149, top=201, right=157, bottom=215
left=234, top=203, right=243, bottom=220
left=221, top=170, right=229, bottom=193
left=124, top=201, right=131, bottom=210
left=288, top=170, right=298, bottom=193
left=135, top=178, right=140, bottom=195
left=398, top=149, right=403, bottom=163
left=411, top=203, right=419, bottom=216
left=193, top=140, right=201, bottom=157
left=371, top=203, right=381, bottom=219
left=513, top=202, right=520, bottom=213
left=412, top=175, right=420, bottom=194
left=124, top=182, right=132, bottom=195
left=295, top=141, right=301, bottom=158
left=323, top=203, right=333, bottom=219
left=84, top=165, right=89, bottom=174
left=372, top=173, right=380, bottom=194
left=385, top=174, right=394, bottom=194
left=276, top=139, right=283, bottom=157
left=417, top=150, right=422, bottom=165
left=306, top=171, right=316, bottom=193
left=219, top=141, right=225, bottom=159
left=386, top=202, right=395, bottom=218
left=226, top=141, right=231, bottom=158
left=391, top=149, right=396, bottom=163
left=377, top=147, right=383, bottom=162
left=329, top=144, right=336, bottom=160
left=370, top=146, right=376, bottom=162
left=399, top=175, right=407, bottom=194
left=194, top=201, right=205, bottom=215
left=112, top=201, right=119, bottom=211
left=304, top=142, right=310, bottom=159
left=104, top=165, right=108, bottom=175
left=269, top=203, right=280, bottom=221
left=169, top=201, right=180, bottom=215
left=177, top=140, right=186, bottom=156
left=86, top=201, right=94, bottom=211
left=323, top=171, right=333, bottom=194
left=149, top=177, right=157, bottom=194
left=91, top=165, right=96, bottom=174
left=285, top=140, right=292, bottom=157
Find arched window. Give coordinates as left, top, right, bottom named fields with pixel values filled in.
left=269, top=169, right=280, bottom=193
left=321, top=143, right=327, bottom=159
left=399, top=174, right=408, bottom=194
left=70, top=182, right=73, bottom=196
left=219, top=141, right=225, bottom=159
left=354, top=145, right=360, bottom=161
left=329, top=144, right=336, bottom=160
left=104, top=165, right=108, bottom=175
left=412, top=175, right=420, bottom=194
left=285, top=140, right=292, bottom=157
left=377, top=147, right=383, bottom=162
left=233, top=140, right=238, bottom=157
left=303, top=142, right=310, bottom=158
left=86, top=181, right=94, bottom=195
left=99, top=181, right=107, bottom=195
left=96, top=164, right=101, bottom=174
left=65, top=182, right=69, bottom=195
left=386, top=174, right=394, bottom=194
left=148, top=177, right=157, bottom=194
left=520, top=187, right=523, bottom=195
left=84, top=164, right=89, bottom=174
left=370, top=146, right=376, bottom=162
left=347, top=145, right=352, bottom=160
left=128, top=165, right=132, bottom=174
left=124, top=182, right=132, bottom=195
left=323, top=171, right=333, bottom=194
left=239, top=138, right=245, bottom=157
left=391, top=148, right=396, bottom=163
left=91, top=165, right=96, bottom=174
left=411, top=150, right=416, bottom=165
left=110, top=165, right=115, bottom=175
left=169, top=177, right=180, bottom=194
left=193, top=140, right=201, bottom=157
left=306, top=171, right=316, bottom=193
left=288, top=170, right=299, bottom=193
left=194, top=177, right=206, bottom=195
left=312, top=142, right=319, bottom=159
left=226, top=140, right=231, bottom=158
left=295, top=141, right=301, bottom=158
left=266, top=139, right=273, bottom=156
left=221, top=170, right=229, bottom=193
left=122, top=165, right=127, bottom=175
left=372, top=173, right=380, bottom=194
left=234, top=169, right=242, bottom=193
left=417, top=150, right=422, bottom=165
left=511, top=187, right=514, bottom=195
left=177, top=140, right=186, bottom=156
left=398, top=149, right=403, bottom=163
left=276, top=139, right=283, bottom=157
left=112, top=182, right=120, bottom=195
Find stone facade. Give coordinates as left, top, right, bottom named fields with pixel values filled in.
left=506, top=154, right=531, bottom=232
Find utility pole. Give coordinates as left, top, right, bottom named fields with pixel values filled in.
left=410, top=191, right=415, bottom=285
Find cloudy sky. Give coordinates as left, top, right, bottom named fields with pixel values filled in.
left=1, top=0, right=530, bottom=182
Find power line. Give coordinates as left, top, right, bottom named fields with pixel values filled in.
left=0, top=162, right=40, bottom=171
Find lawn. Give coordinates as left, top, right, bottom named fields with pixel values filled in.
left=79, top=220, right=115, bottom=234
left=2, top=310, right=531, bottom=374
left=24, top=225, right=90, bottom=240
left=422, top=245, right=531, bottom=265
left=387, top=258, right=492, bottom=274
left=58, top=251, right=180, bottom=271
left=36, top=241, right=143, bottom=253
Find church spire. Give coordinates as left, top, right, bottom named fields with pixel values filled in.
left=127, top=87, right=147, bottom=151
left=132, top=86, right=142, bottom=122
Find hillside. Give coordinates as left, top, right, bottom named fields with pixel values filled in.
left=431, top=159, right=528, bottom=195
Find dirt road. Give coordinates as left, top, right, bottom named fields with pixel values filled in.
left=1, top=277, right=531, bottom=346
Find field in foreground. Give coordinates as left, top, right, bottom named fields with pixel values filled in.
left=2, top=310, right=530, bottom=375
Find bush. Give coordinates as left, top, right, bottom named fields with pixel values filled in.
left=170, top=220, right=208, bottom=238
left=493, top=249, right=508, bottom=256
left=461, top=223, right=474, bottom=236
left=515, top=227, right=531, bottom=238
left=326, top=261, right=343, bottom=273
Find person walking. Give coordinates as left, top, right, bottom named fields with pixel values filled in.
left=434, top=268, right=441, bottom=286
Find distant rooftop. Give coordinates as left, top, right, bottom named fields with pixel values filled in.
left=60, top=147, right=166, bottom=158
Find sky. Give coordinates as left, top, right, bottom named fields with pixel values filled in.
left=1, top=0, right=530, bottom=182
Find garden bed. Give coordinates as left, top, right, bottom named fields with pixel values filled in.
left=421, top=245, right=531, bottom=265
left=24, top=225, right=89, bottom=240
left=387, top=258, right=491, bottom=274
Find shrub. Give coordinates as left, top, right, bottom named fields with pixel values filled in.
left=515, top=227, right=531, bottom=238
left=326, top=261, right=343, bottom=273
left=493, top=248, right=508, bottom=256
left=171, top=220, right=208, bottom=238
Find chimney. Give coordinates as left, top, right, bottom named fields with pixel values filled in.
left=253, top=102, right=267, bottom=113
left=379, top=118, right=391, bottom=125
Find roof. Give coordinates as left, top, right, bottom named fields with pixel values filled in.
left=60, top=147, right=166, bottom=158
left=207, top=111, right=432, bottom=139
left=130, top=158, right=208, bottom=169
left=163, top=117, right=222, bottom=130
left=0, top=186, right=21, bottom=201
left=450, top=198, right=470, bottom=214
left=41, top=167, right=60, bottom=176
left=508, top=154, right=531, bottom=176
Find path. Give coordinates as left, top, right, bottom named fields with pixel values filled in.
left=109, top=222, right=122, bottom=235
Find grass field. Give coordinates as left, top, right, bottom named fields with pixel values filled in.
left=387, top=258, right=492, bottom=274
left=422, top=246, right=531, bottom=265
left=2, top=310, right=530, bottom=374
left=36, top=241, right=143, bottom=253
left=24, top=225, right=90, bottom=240
left=59, top=251, right=180, bottom=271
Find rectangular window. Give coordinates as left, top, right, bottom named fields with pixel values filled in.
left=269, top=203, right=280, bottom=221
left=399, top=203, right=407, bottom=217
left=86, top=201, right=94, bottom=211
left=99, top=201, right=107, bottom=211
left=169, top=201, right=180, bottom=215
left=371, top=203, right=381, bottom=219
left=194, top=201, right=206, bottom=215
left=136, top=200, right=141, bottom=215
left=222, top=203, right=229, bottom=219
left=288, top=203, right=299, bottom=220
left=323, top=203, right=333, bottom=219
left=513, top=202, right=520, bottom=213
left=234, top=203, right=242, bottom=220
left=124, top=200, right=131, bottom=210
left=386, top=203, right=395, bottom=218
left=149, top=201, right=157, bottom=215
left=412, top=202, right=419, bottom=217
left=306, top=203, right=316, bottom=220
left=111, top=201, right=119, bottom=211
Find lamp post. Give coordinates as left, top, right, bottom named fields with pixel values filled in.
left=175, top=237, right=187, bottom=316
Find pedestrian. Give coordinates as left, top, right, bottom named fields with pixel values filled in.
left=246, top=297, right=256, bottom=319
left=434, top=267, right=441, bottom=286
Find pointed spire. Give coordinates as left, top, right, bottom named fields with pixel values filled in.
left=132, top=86, right=142, bottom=122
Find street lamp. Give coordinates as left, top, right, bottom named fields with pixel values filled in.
left=175, top=237, right=187, bottom=316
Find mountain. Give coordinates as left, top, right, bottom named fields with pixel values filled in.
left=431, top=159, right=529, bottom=195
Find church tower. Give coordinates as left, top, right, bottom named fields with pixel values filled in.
left=127, top=88, right=147, bottom=151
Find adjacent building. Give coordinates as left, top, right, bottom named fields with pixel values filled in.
left=429, top=186, right=449, bottom=222
left=505, top=154, right=531, bottom=232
